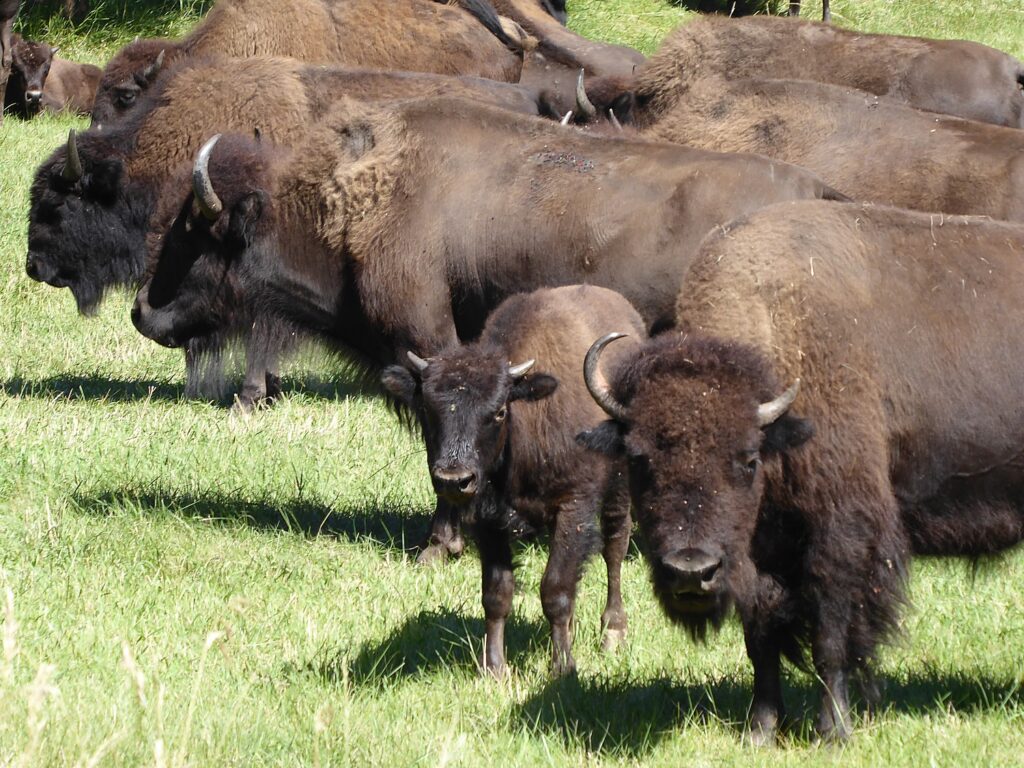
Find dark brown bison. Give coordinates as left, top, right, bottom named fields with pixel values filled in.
left=638, top=77, right=1024, bottom=221
left=6, top=34, right=99, bottom=117
left=579, top=199, right=1024, bottom=742
left=0, top=0, right=18, bottom=124
left=382, top=285, right=644, bottom=675
left=127, top=96, right=842, bottom=561
left=90, top=0, right=529, bottom=127
left=578, top=15, right=1024, bottom=129
left=25, top=57, right=545, bottom=409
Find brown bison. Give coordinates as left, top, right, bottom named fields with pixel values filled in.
left=578, top=15, right=1024, bottom=129
left=638, top=77, right=1024, bottom=221
left=382, top=285, right=644, bottom=676
left=579, top=199, right=1024, bottom=742
left=25, top=57, right=545, bottom=409
left=90, top=0, right=530, bottom=126
left=6, top=34, right=100, bottom=117
left=0, top=0, right=17, bottom=123
left=127, top=96, right=842, bottom=561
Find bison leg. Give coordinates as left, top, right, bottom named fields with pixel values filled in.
left=744, top=631, right=784, bottom=746
left=822, top=0, right=831, bottom=22
left=417, top=500, right=465, bottom=564
left=542, top=503, right=595, bottom=677
left=787, top=1, right=801, bottom=17
left=477, top=521, right=514, bottom=677
left=599, top=472, right=630, bottom=652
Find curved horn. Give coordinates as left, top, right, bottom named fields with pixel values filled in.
left=192, top=134, right=224, bottom=220
left=575, top=69, right=597, bottom=120
left=584, top=333, right=628, bottom=420
left=143, top=48, right=166, bottom=81
left=608, top=108, right=623, bottom=131
left=406, top=351, right=429, bottom=372
left=559, top=110, right=573, bottom=126
left=62, top=129, right=83, bottom=182
left=756, top=379, right=801, bottom=427
left=508, top=359, right=535, bottom=378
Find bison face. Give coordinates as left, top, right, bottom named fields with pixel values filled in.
left=26, top=131, right=149, bottom=314
left=90, top=40, right=173, bottom=128
left=382, top=351, right=557, bottom=505
left=11, top=37, right=54, bottom=116
left=579, top=334, right=812, bottom=640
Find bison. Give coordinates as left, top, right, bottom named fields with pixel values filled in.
left=6, top=34, right=100, bottom=117
left=89, top=0, right=531, bottom=127
left=382, top=285, right=644, bottom=676
left=577, top=15, right=1024, bottom=129
left=579, top=199, right=1024, bottom=742
left=0, top=0, right=18, bottom=124
left=636, top=77, right=1024, bottom=221
left=25, top=57, right=546, bottom=409
left=127, top=96, right=843, bottom=560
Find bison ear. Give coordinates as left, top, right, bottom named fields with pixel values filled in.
left=510, top=374, right=558, bottom=403
left=576, top=420, right=624, bottom=456
left=380, top=365, right=418, bottom=405
left=224, top=192, right=264, bottom=247
left=761, top=415, right=814, bottom=455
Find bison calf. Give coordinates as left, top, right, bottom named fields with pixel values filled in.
left=581, top=200, right=1024, bottom=742
left=7, top=35, right=99, bottom=117
left=382, top=285, right=644, bottom=676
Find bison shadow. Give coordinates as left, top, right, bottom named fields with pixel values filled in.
left=296, top=607, right=548, bottom=690
left=513, top=666, right=1023, bottom=755
left=69, top=487, right=431, bottom=556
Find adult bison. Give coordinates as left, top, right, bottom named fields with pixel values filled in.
left=25, top=57, right=546, bottom=408
left=579, top=200, right=1024, bottom=742
left=6, top=34, right=100, bottom=117
left=128, top=96, right=842, bottom=561
left=0, top=0, right=18, bottom=124
left=382, top=285, right=643, bottom=676
left=636, top=77, right=1024, bottom=221
left=577, top=15, right=1024, bottom=129
left=90, top=0, right=530, bottom=127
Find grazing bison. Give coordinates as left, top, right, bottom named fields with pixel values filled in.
left=0, top=0, right=17, bottom=123
left=90, top=0, right=529, bottom=127
left=382, top=285, right=644, bottom=675
left=25, top=57, right=545, bottom=408
left=639, top=77, right=1024, bottom=221
left=6, top=35, right=100, bottom=117
left=127, top=96, right=842, bottom=561
left=579, top=200, right=1024, bottom=742
left=577, top=15, right=1024, bottom=129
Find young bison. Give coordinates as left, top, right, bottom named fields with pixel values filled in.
left=6, top=34, right=100, bottom=117
left=382, top=285, right=645, bottom=676
left=581, top=200, right=1024, bottom=742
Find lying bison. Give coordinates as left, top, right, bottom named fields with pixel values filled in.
left=382, top=285, right=643, bottom=676
left=128, top=97, right=842, bottom=560
left=637, top=77, right=1024, bottom=221
left=580, top=200, right=1024, bottom=742
left=580, top=15, right=1024, bottom=129
left=25, top=57, right=544, bottom=408
left=6, top=35, right=100, bottom=117
left=90, top=0, right=527, bottom=126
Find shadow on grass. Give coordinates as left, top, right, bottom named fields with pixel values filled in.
left=512, top=665, right=1024, bottom=755
left=300, top=607, right=548, bottom=689
left=69, top=487, right=431, bottom=555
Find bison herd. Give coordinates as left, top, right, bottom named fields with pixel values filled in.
left=12, top=0, right=1024, bottom=746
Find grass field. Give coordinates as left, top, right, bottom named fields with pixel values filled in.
left=2, top=1, right=1024, bottom=765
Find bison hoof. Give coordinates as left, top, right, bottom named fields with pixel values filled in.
left=746, top=725, right=777, bottom=748
left=480, top=657, right=508, bottom=679
left=551, top=655, right=577, bottom=679
left=416, top=542, right=451, bottom=566
left=601, top=627, right=627, bottom=652
left=230, top=396, right=257, bottom=415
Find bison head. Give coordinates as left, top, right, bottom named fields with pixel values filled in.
left=26, top=130, right=150, bottom=314
left=132, top=134, right=271, bottom=349
left=10, top=35, right=55, bottom=116
left=381, top=350, right=557, bottom=505
left=579, top=333, right=813, bottom=639
left=90, top=39, right=175, bottom=128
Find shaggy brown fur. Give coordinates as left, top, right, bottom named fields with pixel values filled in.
left=92, top=0, right=528, bottom=126
left=628, top=15, right=1024, bottom=128
left=382, top=285, right=645, bottom=676
left=644, top=77, right=1024, bottom=221
left=583, top=199, right=1024, bottom=742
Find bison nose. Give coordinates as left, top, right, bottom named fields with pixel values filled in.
left=25, top=253, right=53, bottom=283
left=431, top=467, right=478, bottom=503
left=26, top=90, right=43, bottom=104
left=661, top=548, right=722, bottom=593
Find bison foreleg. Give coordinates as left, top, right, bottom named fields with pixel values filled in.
left=477, top=522, right=514, bottom=677
left=542, top=503, right=597, bottom=677
left=599, top=471, right=630, bottom=652
left=743, top=628, right=784, bottom=746
left=417, top=499, right=465, bottom=564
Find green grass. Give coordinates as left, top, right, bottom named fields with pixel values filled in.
left=2, top=2, right=1024, bottom=765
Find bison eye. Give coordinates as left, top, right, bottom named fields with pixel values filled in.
left=739, top=451, right=761, bottom=478
left=495, top=405, right=508, bottom=423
